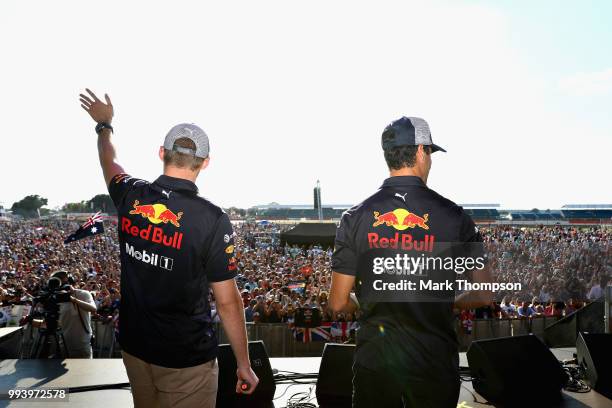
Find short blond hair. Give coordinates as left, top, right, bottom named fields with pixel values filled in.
left=164, top=137, right=205, bottom=171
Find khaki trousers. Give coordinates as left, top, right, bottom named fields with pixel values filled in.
left=122, top=351, right=218, bottom=408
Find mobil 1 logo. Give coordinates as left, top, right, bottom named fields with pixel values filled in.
left=125, top=243, right=174, bottom=271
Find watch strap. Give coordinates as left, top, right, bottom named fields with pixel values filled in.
left=95, top=122, right=114, bottom=134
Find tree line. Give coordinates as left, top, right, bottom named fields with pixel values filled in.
left=5, top=196, right=249, bottom=219
left=8, top=194, right=115, bottom=219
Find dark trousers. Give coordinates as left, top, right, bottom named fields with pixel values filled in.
left=352, top=364, right=460, bottom=408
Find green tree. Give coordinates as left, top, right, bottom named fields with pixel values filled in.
left=11, top=195, right=48, bottom=218
left=62, top=201, right=89, bottom=213
left=227, top=206, right=247, bottom=217
left=88, top=194, right=115, bottom=214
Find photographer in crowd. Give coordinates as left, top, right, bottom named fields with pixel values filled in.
left=28, top=270, right=97, bottom=358
left=53, top=270, right=97, bottom=358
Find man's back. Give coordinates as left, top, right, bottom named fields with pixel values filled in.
left=80, top=93, right=259, bottom=404
left=109, top=173, right=236, bottom=368
left=332, top=175, right=482, bottom=380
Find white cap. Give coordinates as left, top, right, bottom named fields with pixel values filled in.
left=163, top=123, right=209, bottom=158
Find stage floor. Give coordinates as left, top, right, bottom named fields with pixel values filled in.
left=0, top=349, right=610, bottom=407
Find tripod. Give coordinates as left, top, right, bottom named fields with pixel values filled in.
left=30, top=325, right=70, bottom=359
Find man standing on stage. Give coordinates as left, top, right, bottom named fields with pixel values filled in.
left=329, top=117, right=492, bottom=408
left=79, top=89, right=258, bottom=407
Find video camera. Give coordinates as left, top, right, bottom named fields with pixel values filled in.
left=31, top=277, right=72, bottom=331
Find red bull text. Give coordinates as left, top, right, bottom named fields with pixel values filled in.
left=121, top=217, right=184, bottom=249
left=367, top=232, right=435, bottom=252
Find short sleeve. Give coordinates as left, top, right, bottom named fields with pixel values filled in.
left=204, top=213, right=238, bottom=282
left=331, top=211, right=358, bottom=276
left=456, top=211, right=486, bottom=280
left=77, top=290, right=97, bottom=309
left=108, top=173, right=149, bottom=209
left=458, top=211, right=485, bottom=258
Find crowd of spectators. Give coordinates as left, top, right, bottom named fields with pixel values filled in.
left=0, top=219, right=121, bottom=323
left=1, top=220, right=610, bottom=325
left=220, top=222, right=359, bottom=323
left=478, top=225, right=610, bottom=317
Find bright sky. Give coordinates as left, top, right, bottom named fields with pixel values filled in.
left=1, top=0, right=610, bottom=211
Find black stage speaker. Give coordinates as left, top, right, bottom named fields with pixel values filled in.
left=0, top=326, right=23, bottom=359
left=316, top=343, right=355, bottom=407
left=217, top=341, right=275, bottom=406
left=467, top=335, right=567, bottom=404
left=576, top=332, right=612, bottom=398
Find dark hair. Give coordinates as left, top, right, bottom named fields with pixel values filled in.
left=383, top=144, right=431, bottom=170
left=382, top=130, right=431, bottom=169
left=163, top=137, right=205, bottom=171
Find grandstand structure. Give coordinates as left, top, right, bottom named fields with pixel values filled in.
left=248, top=203, right=612, bottom=225
left=248, top=203, right=351, bottom=221
left=0, top=207, right=12, bottom=222
left=1, top=201, right=610, bottom=225
left=495, top=204, right=612, bottom=225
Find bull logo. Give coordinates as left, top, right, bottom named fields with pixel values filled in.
left=129, top=200, right=183, bottom=228
left=372, top=209, right=429, bottom=230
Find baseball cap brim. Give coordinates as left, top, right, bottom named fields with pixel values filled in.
left=431, top=143, right=446, bottom=153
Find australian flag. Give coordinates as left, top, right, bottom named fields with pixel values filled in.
left=64, top=212, right=105, bottom=244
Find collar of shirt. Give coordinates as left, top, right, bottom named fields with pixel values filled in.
left=153, top=175, right=199, bottom=194
left=381, top=175, right=426, bottom=188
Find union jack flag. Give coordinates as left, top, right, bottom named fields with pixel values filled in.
left=330, top=321, right=359, bottom=342
left=292, top=322, right=332, bottom=343
left=82, top=211, right=104, bottom=228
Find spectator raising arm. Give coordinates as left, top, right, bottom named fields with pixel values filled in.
left=79, top=88, right=125, bottom=186
left=211, top=279, right=259, bottom=395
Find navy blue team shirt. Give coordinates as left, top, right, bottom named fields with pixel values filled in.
left=332, top=175, right=484, bottom=381
left=109, top=173, right=237, bottom=368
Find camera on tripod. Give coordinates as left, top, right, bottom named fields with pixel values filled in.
left=33, top=277, right=72, bottom=319
left=29, top=276, right=72, bottom=358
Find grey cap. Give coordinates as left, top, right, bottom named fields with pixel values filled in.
left=163, top=123, right=210, bottom=158
left=382, top=116, right=446, bottom=153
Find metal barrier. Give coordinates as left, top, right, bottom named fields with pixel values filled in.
left=93, top=320, right=119, bottom=357
left=13, top=323, right=120, bottom=358
left=13, top=315, right=564, bottom=358
left=216, top=323, right=326, bottom=357
left=607, top=286, right=612, bottom=334
left=456, top=316, right=560, bottom=350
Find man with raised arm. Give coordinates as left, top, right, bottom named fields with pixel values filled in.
left=79, top=89, right=258, bottom=407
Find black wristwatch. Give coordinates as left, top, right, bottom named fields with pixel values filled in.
left=95, top=122, right=114, bottom=134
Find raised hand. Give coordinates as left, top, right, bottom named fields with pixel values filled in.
left=80, top=88, right=114, bottom=124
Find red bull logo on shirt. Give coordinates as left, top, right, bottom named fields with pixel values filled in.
left=370, top=209, right=434, bottom=252
left=129, top=200, right=183, bottom=228
left=372, top=209, right=429, bottom=230
left=228, top=257, right=237, bottom=271
left=368, top=232, right=435, bottom=252
left=121, top=217, right=184, bottom=250
left=123, top=200, right=184, bottom=250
